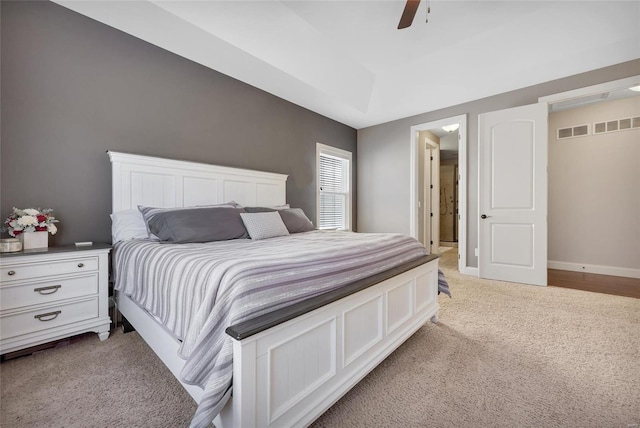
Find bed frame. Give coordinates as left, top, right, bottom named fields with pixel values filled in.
left=108, top=151, right=440, bottom=427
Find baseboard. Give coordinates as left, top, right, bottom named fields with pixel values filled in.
left=548, top=261, right=640, bottom=279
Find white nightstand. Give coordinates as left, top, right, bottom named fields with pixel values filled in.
left=0, top=244, right=112, bottom=355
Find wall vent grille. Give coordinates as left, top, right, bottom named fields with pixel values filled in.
left=594, top=116, right=640, bottom=135
left=573, top=125, right=589, bottom=136
left=619, top=118, right=632, bottom=130
left=557, top=124, right=590, bottom=140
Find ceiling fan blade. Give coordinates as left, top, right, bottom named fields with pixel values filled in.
left=398, top=0, right=421, bottom=29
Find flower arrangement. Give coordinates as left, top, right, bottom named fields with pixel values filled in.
left=2, top=208, right=59, bottom=237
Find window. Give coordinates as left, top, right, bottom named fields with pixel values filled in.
left=316, top=143, right=352, bottom=230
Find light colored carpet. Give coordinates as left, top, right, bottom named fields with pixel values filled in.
left=0, top=327, right=196, bottom=427
left=2, top=250, right=639, bottom=427
left=314, top=251, right=640, bottom=427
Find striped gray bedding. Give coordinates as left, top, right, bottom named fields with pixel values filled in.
left=113, top=230, right=444, bottom=428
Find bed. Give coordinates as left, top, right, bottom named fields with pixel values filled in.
left=108, top=151, right=446, bottom=428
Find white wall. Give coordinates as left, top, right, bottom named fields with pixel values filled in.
left=357, top=59, right=640, bottom=268
left=439, top=132, right=458, bottom=152
left=548, top=96, right=640, bottom=276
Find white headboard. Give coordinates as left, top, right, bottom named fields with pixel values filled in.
left=108, top=151, right=288, bottom=213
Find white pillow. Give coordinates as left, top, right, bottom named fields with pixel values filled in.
left=110, top=209, right=149, bottom=243
left=240, top=212, right=290, bottom=240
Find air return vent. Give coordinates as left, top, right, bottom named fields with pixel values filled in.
left=573, top=125, right=589, bottom=136
left=557, top=124, right=590, bottom=140
left=593, top=116, right=640, bottom=135
left=619, top=118, right=632, bottom=130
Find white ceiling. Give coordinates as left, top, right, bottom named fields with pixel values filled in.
left=53, top=1, right=640, bottom=129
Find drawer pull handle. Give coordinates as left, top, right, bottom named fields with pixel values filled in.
left=7, top=270, right=16, bottom=276
left=77, top=263, right=85, bottom=268
left=34, top=285, right=62, bottom=295
left=34, top=310, right=62, bottom=322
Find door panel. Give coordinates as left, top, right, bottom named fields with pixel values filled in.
left=479, top=103, right=547, bottom=286
left=491, top=121, right=534, bottom=209
left=491, top=223, right=534, bottom=267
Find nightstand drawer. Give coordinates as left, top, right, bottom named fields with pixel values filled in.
left=1, top=256, right=99, bottom=282
left=0, top=297, right=99, bottom=340
left=0, top=274, right=99, bottom=311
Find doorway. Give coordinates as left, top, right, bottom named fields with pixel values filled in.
left=542, top=79, right=640, bottom=281
left=440, top=164, right=457, bottom=244
left=410, top=115, right=468, bottom=273
left=438, top=132, right=459, bottom=246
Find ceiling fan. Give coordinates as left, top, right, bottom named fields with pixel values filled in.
left=398, top=0, right=430, bottom=29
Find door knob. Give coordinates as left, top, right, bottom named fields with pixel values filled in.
left=481, top=214, right=491, bottom=219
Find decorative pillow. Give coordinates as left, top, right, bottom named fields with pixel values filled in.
left=240, top=212, right=290, bottom=240
left=147, top=207, right=248, bottom=243
left=244, top=207, right=315, bottom=233
left=110, top=209, right=149, bottom=243
left=139, top=202, right=240, bottom=240
left=278, top=208, right=315, bottom=233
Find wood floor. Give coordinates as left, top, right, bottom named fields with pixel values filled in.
left=548, top=269, right=640, bottom=299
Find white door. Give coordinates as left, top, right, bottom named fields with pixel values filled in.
left=429, top=145, right=440, bottom=253
left=478, top=103, right=548, bottom=286
left=423, top=147, right=432, bottom=247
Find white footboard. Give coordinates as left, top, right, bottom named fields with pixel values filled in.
left=228, top=258, right=439, bottom=427
left=118, top=258, right=439, bottom=428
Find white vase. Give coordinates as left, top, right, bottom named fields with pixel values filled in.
left=20, top=231, right=49, bottom=250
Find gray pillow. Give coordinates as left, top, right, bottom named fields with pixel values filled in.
left=244, top=207, right=315, bottom=233
left=278, top=208, right=315, bottom=233
left=240, top=212, right=290, bottom=240
left=147, top=207, right=248, bottom=243
left=244, top=206, right=277, bottom=213
left=139, top=202, right=240, bottom=240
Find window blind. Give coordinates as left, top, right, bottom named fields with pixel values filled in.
left=319, top=152, right=350, bottom=229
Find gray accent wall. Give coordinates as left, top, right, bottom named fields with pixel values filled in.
left=357, top=59, right=640, bottom=268
left=0, top=1, right=357, bottom=245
